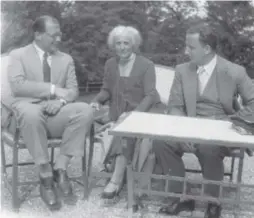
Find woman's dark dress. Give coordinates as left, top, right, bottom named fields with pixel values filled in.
left=92, top=55, right=162, bottom=166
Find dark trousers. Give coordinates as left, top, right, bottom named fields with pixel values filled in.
left=153, top=140, right=228, bottom=197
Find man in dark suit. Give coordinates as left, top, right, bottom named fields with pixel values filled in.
left=153, top=23, right=254, bottom=218
left=4, top=16, right=94, bottom=210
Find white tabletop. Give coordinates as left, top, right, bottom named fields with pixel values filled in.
left=109, top=111, right=254, bottom=149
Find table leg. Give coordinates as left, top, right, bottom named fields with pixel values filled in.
left=122, top=137, right=141, bottom=215
left=234, top=148, right=244, bottom=218
left=237, top=148, right=244, bottom=183
left=127, top=163, right=135, bottom=216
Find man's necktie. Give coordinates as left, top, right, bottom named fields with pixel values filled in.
left=43, top=52, right=51, bottom=82
left=197, top=66, right=207, bottom=95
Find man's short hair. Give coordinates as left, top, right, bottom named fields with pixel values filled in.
left=32, top=15, right=58, bottom=33
left=186, top=23, right=217, bottom=51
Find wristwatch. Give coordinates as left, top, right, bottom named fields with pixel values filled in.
left=59, top=98, right=67, bottom=106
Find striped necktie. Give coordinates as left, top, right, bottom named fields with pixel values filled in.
left=43, top=52, right=51, bottom=82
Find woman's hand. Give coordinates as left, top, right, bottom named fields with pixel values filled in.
left=90, top=102, right=101, bottom=111
left=115, top=112, right=128, bottom=124
left=107, top=121, right=115, bottom=129
left=118, top=112, right=129, bottom=120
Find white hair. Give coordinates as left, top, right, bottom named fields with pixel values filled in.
left=107, top=25, right=142, bottom=52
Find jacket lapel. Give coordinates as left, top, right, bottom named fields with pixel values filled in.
left=215, top=56, right=235, bottom=114
left=28, top=44, right=62, bottom=83
left=182, top=56, right=236, bottom=116
left=129, top=55, right=140, bottom=77
left=182, top=62, right=198, bottom=116
left=28, top=44, right=43, bottom=81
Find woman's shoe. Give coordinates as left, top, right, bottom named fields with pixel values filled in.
left=101, top=181, right=124, bottom=199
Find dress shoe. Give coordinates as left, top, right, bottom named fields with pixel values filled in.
left=159, top=199, right=195, bottom=215
left=53, top=169, right=73, bottom=197
left=39, top=176, right=61, bottom=211
left=204, top=203, right=222, bottom=218
left=101, top=180, right=124, bottom=199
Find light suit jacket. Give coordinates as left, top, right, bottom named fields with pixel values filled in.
left=167, top=55, right=254, bottom=117
left=2, top=43, right=78, bottom=127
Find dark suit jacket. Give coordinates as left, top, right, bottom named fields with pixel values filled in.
left=93, top=55, right=159, bottom=121
left=168, top=55, right=254, bottom=117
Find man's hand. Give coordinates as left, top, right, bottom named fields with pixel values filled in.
left=43, top=100, right=63, bottom=116
left=55, top=87, right=69, bottom=99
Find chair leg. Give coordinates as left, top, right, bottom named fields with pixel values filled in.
left=82, top=145, right=88, bottom=200
left=237, top=149, right=244, bottom=183
left=83, top=124, right=95, bottom=200
left=87, top=124, right=95, bottom=178
left=50, top=147, right=55, bottom=166
left=1, top=139, right=7, bottom=175
left=1, top=138, right=7, bottom=207
left=230, top=156, right=236, bottom=181
left=12, top=143, right=19, bottom=212
left=82, top=148, right=86, bottom=173
left=82, top=128, right=89, bottom=199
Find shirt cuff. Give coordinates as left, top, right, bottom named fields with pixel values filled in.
left=50, top=84, right=56, bottom=96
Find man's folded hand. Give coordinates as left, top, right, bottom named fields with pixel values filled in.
left=43, top=100, right=63, bottom=116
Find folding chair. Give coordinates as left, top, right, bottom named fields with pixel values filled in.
left=1, top=54, right=95, bottom=212
left=87, top=112, right=115, bottom=177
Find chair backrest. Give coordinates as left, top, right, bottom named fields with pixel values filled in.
left=1, top=55, right=14, bottom=128
left=154, top=64, right=175, bottom=105
left=154, top=66, right=253, bottom=107
left=1, top=55, right=12, bottom=99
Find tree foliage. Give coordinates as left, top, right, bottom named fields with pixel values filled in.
left=1, top=1, right=63, bottom=52
left=206, top=1, right=254, bottom=76
left=1, top=0, right=254, bottom=85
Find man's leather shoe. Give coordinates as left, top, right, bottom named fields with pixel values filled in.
left=159, top=199, right=195, bottom=215
left=53, top=169, right=73, bottom=197
left=205, top=203, right=222, bottom=218
left=39, top=176, right=61, bottom=211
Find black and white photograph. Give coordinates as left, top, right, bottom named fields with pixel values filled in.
left=1, top=1, right=254, bottom=218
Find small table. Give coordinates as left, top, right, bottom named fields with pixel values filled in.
left=109, top=111, right=254, bottom=216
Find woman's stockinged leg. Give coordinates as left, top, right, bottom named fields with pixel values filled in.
left=101, top=138, right=136, bottom=198
left=103, top=155, right=127, bottom=193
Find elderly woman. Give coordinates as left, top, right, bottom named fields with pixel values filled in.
left=90, top=25, right=160, bottom=199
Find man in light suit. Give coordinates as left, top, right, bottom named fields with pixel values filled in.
left=6, top=16, right=94, bottom=210
left=153, top=24, right=254, bottom=218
